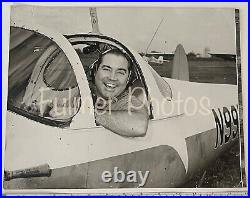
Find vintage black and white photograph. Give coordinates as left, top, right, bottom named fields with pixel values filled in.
left=2, top=3, right=247, bottom=195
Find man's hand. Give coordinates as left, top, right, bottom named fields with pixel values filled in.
left=21, top=102, right=40, bottom=115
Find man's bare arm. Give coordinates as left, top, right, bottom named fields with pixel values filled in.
left=95, top=109, right=148, bottom=137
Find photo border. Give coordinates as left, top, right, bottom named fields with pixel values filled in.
left=1, top=2, right=248, bottom=196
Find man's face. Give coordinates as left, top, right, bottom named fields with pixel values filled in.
left=94, top=53, right=129, bottom=99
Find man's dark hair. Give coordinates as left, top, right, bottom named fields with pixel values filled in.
left=95, top=48, right=132, bottom=72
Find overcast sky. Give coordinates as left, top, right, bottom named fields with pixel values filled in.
left=10, top=4, right=236, bottom=54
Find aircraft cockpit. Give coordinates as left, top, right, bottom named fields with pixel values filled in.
left=69, top=39, right=149, bottom=105
left=7, top=27, right=153, bottom=129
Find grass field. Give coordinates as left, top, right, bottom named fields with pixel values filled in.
left=150, top=58, right=237, bottom=85
left=149, top=58, right=245, bottom=188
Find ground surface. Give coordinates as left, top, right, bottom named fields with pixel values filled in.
left=149, top=58, right=245, bottom=188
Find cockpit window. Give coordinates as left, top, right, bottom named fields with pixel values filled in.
left=8, top=27, right=81, bottom=127
left=43, top=50, right=78, bottom=90
left=148, top=65, right=172, bottom=100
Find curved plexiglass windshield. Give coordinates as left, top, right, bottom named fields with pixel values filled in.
left=43, top=49, right=78, bottom=90
left=8, top=27, right=80, bottom=127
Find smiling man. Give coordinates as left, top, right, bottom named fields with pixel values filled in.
left=92, top=49, right=149, bottom=137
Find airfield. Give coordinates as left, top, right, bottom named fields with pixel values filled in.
left=148, top=56, right=244, bottom=187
